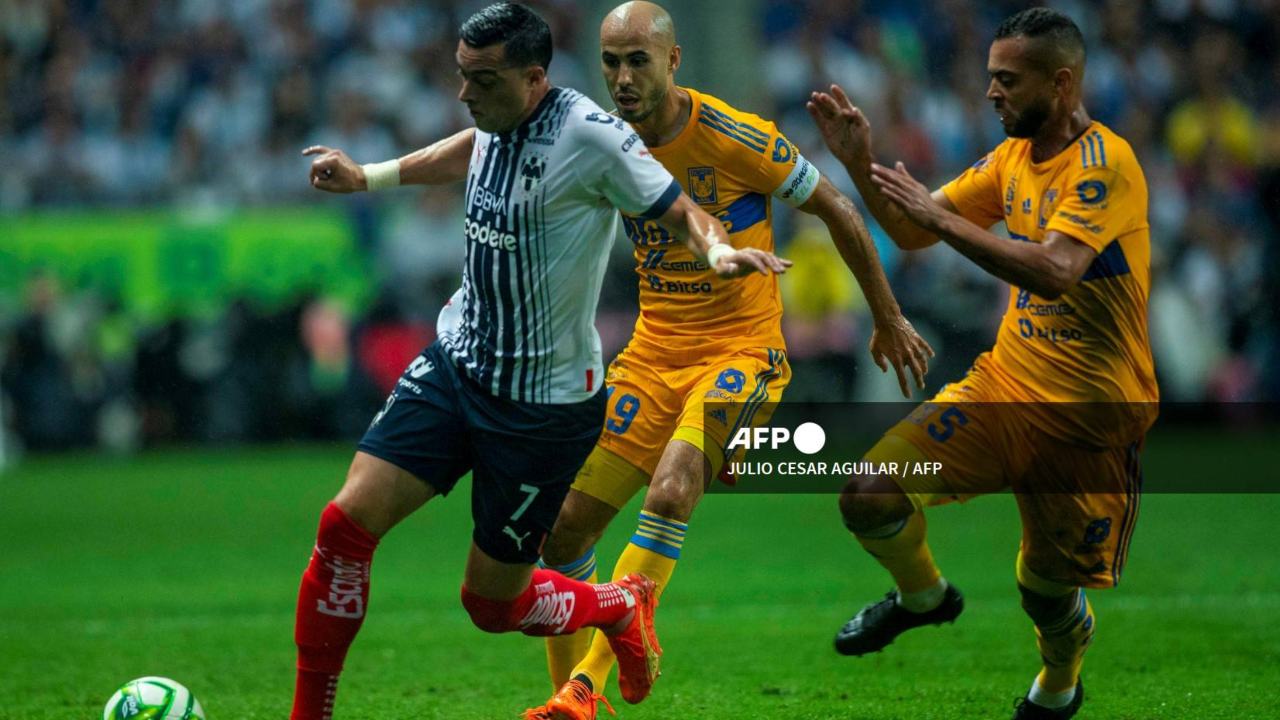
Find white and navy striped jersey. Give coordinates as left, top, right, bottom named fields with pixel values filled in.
left=439, top=87, right=680, bottom=404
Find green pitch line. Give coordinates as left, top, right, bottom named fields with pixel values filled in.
left=1, top=444, right=1277, bottom=719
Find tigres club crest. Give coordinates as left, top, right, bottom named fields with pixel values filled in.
left=1004, top=174, right=1019, bottom=216
left=520, top=153, right=547, bottom=192
left=1038, top=188, right=1060, bottom=229
left=687, top=166, right=718, bottom=204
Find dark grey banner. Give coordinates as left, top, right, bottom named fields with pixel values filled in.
left=701, top=402, right=1279, bottom=493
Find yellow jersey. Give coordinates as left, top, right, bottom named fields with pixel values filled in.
left=941, top=121, right=1158, bottom=447
left=621, top=87, right=820, bottom=362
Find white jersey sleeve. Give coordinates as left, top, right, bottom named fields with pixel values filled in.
left=570, top=111, right=682, bottom=219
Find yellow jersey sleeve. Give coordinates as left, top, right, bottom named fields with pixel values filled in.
left=940, top=145, right=1008, bottom=229
left=1045, top=161, right=1143, bottom=254
left=697, top=100, right=819, bottom=207
left=751, top=122, right=820, bottom=208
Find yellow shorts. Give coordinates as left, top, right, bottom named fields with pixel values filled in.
left=870, top=354, right=1144, bottom=589
left=574, top=343, right=791, bottom=509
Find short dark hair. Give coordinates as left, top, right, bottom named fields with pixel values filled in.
left=459, top=3, right=553, bottom=70
left=994, top=7, right=1086, bottom=69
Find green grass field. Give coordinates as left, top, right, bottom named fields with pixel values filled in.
left=2, top=440, right=1278, bottom=719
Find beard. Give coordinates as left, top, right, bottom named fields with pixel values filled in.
left=1005, top=96, right=1052, bottom=138
left=616, top=86, right=667, bottom=124
left=617, top=103, right=653, bottom=123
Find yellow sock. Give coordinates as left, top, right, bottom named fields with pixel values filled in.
left=572, top=510, right=685, bottom=692
left=855, top=510, right=942, bottom=594
left=541, top=550, right=599, bottom=689
left=1018, top=555, right=1094, bottom=694
left=1034, top=594, right=1094, bottom=693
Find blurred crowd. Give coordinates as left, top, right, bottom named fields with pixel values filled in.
left=1, top=0, right=1277, bottom=457
left=760, top=0, right=1279, bottom=403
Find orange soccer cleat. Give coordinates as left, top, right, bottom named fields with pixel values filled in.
left=606, top=573, right=662, bottom=704
left=522, top=677, right=616, bottom=720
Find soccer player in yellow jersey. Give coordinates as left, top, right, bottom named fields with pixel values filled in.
left=523, top=2, right=934, bottom=718
left=808, top=8, right=1157, bottom=719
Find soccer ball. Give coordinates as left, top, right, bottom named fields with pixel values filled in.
left=102, top=676, right=206, bottom=720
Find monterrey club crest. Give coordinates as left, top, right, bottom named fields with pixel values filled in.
left=520, top=153, right=547, bottom=192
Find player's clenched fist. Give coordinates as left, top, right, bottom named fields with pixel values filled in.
left=303, top=146, right=366, bottom=193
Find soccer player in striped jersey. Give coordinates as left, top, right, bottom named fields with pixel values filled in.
left=810, top=8, right=1157, bottom=719
left=290, top=4, right=790, bottom=719
left=523, top=3, right=934, bottom=718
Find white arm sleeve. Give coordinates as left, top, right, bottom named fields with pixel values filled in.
left=573, top=111, right=681, bottom=219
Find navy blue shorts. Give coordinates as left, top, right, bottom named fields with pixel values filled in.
left=358, top=341, right=605, bottom=564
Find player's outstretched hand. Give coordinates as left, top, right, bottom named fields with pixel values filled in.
left=806, top=84, right=871, bottom=167
left=303, top=145, right=366, bottom=193
left=869, top=161, right=946, bottom=231
left=869, top=314, right=934, bottom=398
left=712, top=247, right=793, bottom=279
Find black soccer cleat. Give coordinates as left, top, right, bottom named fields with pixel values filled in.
left=833, top=584, right=964, bottom=656
left=1011, top=679, right=1084, bottom=719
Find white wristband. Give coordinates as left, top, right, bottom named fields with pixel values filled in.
left=705, top=243, right=734, bottom=268
left=362, top=159, right=401, bottom=191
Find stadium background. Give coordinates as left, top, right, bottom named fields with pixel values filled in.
left=1, top=1, right=1278, bottom=719
left=2, top=0, right=1277, bottom=456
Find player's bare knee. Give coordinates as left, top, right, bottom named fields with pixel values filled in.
left=839, top=473, right=912, bottom=534
left=645, top=469, right=701, bottom=522
left=333, top=452, right=433, bottom=539
left=333, top=463, right=385, bottom=538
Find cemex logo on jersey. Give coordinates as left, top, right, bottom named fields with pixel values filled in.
left=727, top=422, right=827, bottom=455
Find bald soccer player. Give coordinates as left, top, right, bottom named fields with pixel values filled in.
left=522, top=3, right=934, bottom=719
left=811, top=8, right=1157, bottom=719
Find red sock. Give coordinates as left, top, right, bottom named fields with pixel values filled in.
left=291, top=502, right=379, bottom=720
left=460, top=568, right=635, bottom=637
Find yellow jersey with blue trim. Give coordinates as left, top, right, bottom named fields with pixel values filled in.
left=941, top=121, right=1158, bottom=447
left=622, top=87, right=820, bottom=360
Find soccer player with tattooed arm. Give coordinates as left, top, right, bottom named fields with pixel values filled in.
left=808, top=8, right=1157, bottom=719
left=288, top=4, right=789, bottom=719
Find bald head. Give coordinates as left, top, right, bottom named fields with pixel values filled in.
left=602, top=1, right=676, bottom=50
left=599, top=1, right=681, bottom=125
